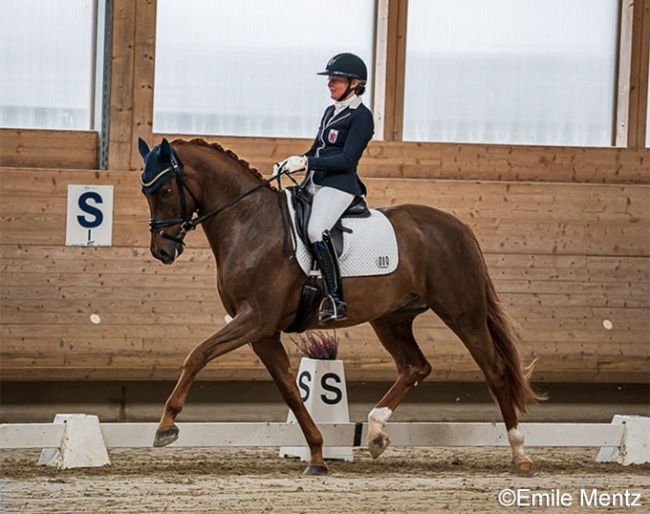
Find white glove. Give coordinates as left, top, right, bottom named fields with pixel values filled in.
left=271, top=161, right=283, bottom=178
left=272, top=155, right=308, bottom=178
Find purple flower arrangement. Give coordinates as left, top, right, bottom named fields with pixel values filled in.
left=291, top=331, right=339, bottom=360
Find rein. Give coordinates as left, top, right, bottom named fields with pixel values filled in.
left=148, top=157, right=297, bottom=246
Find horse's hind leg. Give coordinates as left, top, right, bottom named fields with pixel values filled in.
left=367, top=315, right=432, bottom=458
left=452, top=321, right=533, bottom=473
left=250, top=336, right=327, bottom=475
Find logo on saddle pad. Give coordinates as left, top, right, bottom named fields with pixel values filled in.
left=284, top=190, right=399, bottom=278
left=376, top=255, right=391, bottom=268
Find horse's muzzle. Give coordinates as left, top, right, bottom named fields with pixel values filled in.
left=151, top=231, right=184, bottom=264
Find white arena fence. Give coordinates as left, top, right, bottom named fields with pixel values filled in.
left=0, top=414, right=647, bottom=469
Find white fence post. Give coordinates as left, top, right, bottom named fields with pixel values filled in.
left=37, top=414, right=110, bottom=469
left=596, top=415, right=650, bottom=466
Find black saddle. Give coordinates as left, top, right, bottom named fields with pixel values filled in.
left=284, top=186, right=370, bottom=334
left=288, top=186, right=370, bottom=257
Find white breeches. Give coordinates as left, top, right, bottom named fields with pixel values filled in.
left=306, top=182, right=355, bottom=243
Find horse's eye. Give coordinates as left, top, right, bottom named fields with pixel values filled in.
left=161, top=188, right=173, bottom=198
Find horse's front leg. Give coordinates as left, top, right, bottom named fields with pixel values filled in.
left=250, top=337, right=327, bottom=475
left=154, top=303, right=269, bottom=447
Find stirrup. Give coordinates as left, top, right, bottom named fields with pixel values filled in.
left=318, top=295, right=348, bottom=325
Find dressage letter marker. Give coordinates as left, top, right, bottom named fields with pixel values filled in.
left=280, top=358, right=353, bottom=462
left=66, top=185, right=114, bottom=246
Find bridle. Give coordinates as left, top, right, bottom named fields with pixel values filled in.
left=143, top=152, right=200, bottom=245
left=143, top=153, right=296, bottom=247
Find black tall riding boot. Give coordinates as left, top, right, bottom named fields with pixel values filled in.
left=311, top=232, right=348, bottom=324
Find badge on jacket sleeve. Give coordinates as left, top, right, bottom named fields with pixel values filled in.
left=328, top=129, right=339, bottom=143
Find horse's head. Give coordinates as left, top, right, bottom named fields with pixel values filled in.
left=139, top=138, right=200, bottom=264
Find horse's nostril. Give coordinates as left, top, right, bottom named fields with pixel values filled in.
left=156, top=248, right=173, bottom=263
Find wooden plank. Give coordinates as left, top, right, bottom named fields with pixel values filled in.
left=385, top=422, right=626, bottom=448
left=627, top=0, right=650, bottom=148
left=107, top=0, right=137, bottom=170
left=100, top=422, right=624, bottom=448
left=3, top=343, right=644, bottom=380
left=0, top=129, right=97, bottom=169
left=439, top=145, right=650, bottom=184
left=160, top=132, right=644, bottom=186
left=3, top=297, right=644, bottom=329
left=5, top=267, right=641, bottom=295
left=382, top=0, right=408, bottom=141
left=0, top=423, right=65, bottom=449
left=1, top=359, right=646, bottom=383
left=3, top=248, right=647, bottom=283
left=1, top=324, right=646, bottom=363
left=129, top=0, right=157, bottom=170
left=372, top=0, right=390, bottom=140
left=2, top=171, right=648, bottom=254
left=1, top=136, right=647, bottom=183
left=2, top=273, right=647, bottom=309
left=0, top=359, right=646, bottom=383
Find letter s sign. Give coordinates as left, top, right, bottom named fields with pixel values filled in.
left=297, top=370, right=312, bottom=402
left=66, top=185, right=114, bottom=246
left=77, top=191, right=104, bottom=228
left=320, top=372, right=343, bottom=405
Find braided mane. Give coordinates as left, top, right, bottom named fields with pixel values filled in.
left=171, top=138, right=275, bottom=189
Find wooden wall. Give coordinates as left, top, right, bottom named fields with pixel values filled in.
left=1, top=167, right=648, bottom=383
left=0, top=129, right=97, bottom=169
left=0, top=0, right=648, bottom=384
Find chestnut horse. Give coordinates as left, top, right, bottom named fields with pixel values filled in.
left=139, top=137, right=543, bottom=475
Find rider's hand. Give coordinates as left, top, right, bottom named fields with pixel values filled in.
left=274, top=155, right=308, bottom=177
left=271, top=161, right=283, bottom=178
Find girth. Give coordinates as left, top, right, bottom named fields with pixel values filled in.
left=288, top=186, right=370, bottom=256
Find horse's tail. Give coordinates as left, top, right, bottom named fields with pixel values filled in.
left=484, top=271, right=547, bottom=414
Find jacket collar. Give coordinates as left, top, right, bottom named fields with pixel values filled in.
left=333, top=94, right=362, bottom=112
left=327, top=95, right=362, bottom=125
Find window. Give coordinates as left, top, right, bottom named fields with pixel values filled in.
left=153, top=0, right=375, bottom=138
left=0, top=0, right=98, bottom=130
left=403, top=0, right=619, bottom=146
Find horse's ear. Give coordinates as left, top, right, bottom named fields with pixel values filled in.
left=160, top=138, right=171, bottom=157
left=138, top=138, right=150, bottom=159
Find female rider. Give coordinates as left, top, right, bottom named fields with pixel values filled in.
left=274, top=53, right=374, bottom=324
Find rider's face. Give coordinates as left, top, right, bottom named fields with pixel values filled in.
left=327, top=76, right=358, bottom=100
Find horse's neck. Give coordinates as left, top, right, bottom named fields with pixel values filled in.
left=193, top=154, right=279, bottom=255
left=199, top=159, right=262, bottom=208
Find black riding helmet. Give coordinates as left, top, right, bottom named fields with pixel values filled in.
left=317, top=53, right=368, bottom=100
left=317, top=53, right=368, bottom=82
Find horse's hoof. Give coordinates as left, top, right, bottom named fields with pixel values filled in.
left=512, top=458, right=534, bottom=475
left=303, top=464, right=328, bottom=476
left=153, top=425, right=179, bottom=447
left=368, top=433, right=390, bottom=459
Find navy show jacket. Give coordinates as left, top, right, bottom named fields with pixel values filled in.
left=304, top=98, right=374, bottom=197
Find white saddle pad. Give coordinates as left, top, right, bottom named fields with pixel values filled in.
left=284, top=190, right=399, bottom=278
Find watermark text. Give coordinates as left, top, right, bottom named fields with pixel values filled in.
left=497, top=488, right=643, bottom=508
